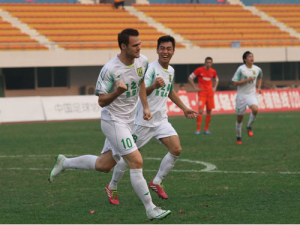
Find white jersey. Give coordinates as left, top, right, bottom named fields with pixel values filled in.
left=134, top=60, right=174, bottom=127
left=95, top=54, right=148, bottom=123
left=232, top=64, right=262, bottom=96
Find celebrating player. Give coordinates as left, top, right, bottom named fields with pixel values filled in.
left=188, top=57, right=219, bottom=135
left=48, top=29, right=171, bottom=220
left=232, top=51, right=262, bottom=144
left=105, top=35, right=197, bottom=205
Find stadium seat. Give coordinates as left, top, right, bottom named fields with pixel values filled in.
left=133, top=3, right=299, bottom=48
left=0, top=3, right=166, bottom=50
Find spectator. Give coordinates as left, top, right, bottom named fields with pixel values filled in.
left=177, top=83, right=187, bottom=94
left=191, top=0, right=200, bottom=3
left=114, top=0, right=124, bottom=9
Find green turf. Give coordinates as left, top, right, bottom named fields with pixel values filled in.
left=0, top=111, right=299, bottom=224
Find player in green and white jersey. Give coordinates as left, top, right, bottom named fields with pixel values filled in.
left=232, top=51, right=262, bottom=144
left=105, top=35, right=198, bottom=203
left=48, top=29, right=171, bottom=220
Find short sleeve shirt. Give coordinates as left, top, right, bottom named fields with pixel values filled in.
left=232, top=64, right=262, bottom=97
left=134, top=60, right=174, bottom=127
left=95, top=54, right=148, bottom=123
left=191, top=66, right=218, bottom=97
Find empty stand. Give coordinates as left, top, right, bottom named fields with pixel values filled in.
left=255, top=3, right=300, bottom=33
left=0, top=17, right=47, bottom=50
left=133, top=3, right=300, bottom=48
left=0, top=3, right=170, bottom=50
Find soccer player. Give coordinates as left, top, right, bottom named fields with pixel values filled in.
left=48, top=29, right=171, bottom=220
left=188, top=57, right=219, bottom=135
left=232, top=51, right=262, bottom=144
left=105, top=35, right=197, bottom=205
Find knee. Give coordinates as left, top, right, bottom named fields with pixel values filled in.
left=132, top=158, right=143, bottom=169
left=170, top=146, right=182, bottom=156
left=252, top=109, right=258, bottom=115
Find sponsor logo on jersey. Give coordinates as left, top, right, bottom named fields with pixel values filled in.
left=137, top=67, right=143, bottom=77
left=203, top=77, right=211, bottom=81
left=169, top=74, right=172, bottom=82
left=253, top=71, right=256, bottom=75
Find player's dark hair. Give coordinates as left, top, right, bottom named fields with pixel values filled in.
left=118, top=28, right=139, bottom=50
left=243, top=51, right=253, bottom=64
left=205, top=57, right=213, bottom=62
left=157, top=35, right=175, bottom=50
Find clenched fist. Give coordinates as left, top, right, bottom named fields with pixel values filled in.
left=116, top=80, right=127, bottom=94
left=154, top=77, right=165, bottom=88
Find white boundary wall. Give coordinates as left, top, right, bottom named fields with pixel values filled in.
left=0, top=47, right=299, bottom=68
left=0, top=95, right=101, bottom=123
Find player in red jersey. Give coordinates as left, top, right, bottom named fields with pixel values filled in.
left=188, top=57, right=219, bottom=134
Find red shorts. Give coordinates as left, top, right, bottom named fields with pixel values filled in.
left=198, top=96, right=215, bottom=110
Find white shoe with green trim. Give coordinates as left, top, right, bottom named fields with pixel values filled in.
left=147, top=207, right=171, bottom=220
left=48, top=154, right=66, bottom=183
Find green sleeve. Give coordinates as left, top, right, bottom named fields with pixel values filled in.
left=257, top=69, right=262, bottom=79
left=144, top=66, right=155, bottom=87
left=95, top=67, right=114, bottom=96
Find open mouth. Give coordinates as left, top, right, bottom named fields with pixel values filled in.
left=162, top=55, right=169, bottom=59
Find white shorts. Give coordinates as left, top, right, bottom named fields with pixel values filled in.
left=132, top=120, right=178, bottom=149
left=101, top=120, right=137, bottom=162
left=235, top=95, right=258, bottom=115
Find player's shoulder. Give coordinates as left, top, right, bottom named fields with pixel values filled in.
left=252, top=64, right=262, bottom=71
left=237, top=64, right=246, bottom=71
left=194, top=66, right=203, bottom=74
left=168, top=64, right=175, bottom=73
left=103, top=56, right=119, bottom=70
left=210, top=67, right=217, bottom=73
left=137, top=54, right=148, bottom=64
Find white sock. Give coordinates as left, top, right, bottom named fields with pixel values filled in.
left=247, top=113, right=256, bottom=128
left=130, top=169, right=156, bottom=212
left=236, top=121, right=242, bottom=138
left=153, top=152, right=178, bottom=185
left=63, top=155, right=97, bottom=170
left=109, top=157, right=128, bottom=190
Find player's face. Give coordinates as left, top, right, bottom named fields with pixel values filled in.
left=157, top=41, right=174, bottom=64
left=245, top=54, right=254, bottom=65
left=124, top=36, right=141, bottom=59
left=204, top=59, right=213, bottom=69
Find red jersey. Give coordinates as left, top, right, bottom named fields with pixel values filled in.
left=192, top=66, right=218, bottom=97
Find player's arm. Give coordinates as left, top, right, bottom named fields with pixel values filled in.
left=232, top=68, right=254, bottom=86
left=98, top=81, right=126, bottom=107
left=234, top=78, right=254, bottom=86
left=188, top=73, right=201, bottom=91
left=146, top=77, right=165, bottom=95
left=139, top=78, right=152, bottom=121
left=168, top=90, right=197, bottom=119
left=257, top=69, right=263, bottom=94
left=213, top=76, right=219, bottom=92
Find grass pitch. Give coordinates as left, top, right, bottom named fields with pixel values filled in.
left=0, top=111, right=299, bottom=224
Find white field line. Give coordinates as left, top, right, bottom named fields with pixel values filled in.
left=0, top=155, right=299, bottom=174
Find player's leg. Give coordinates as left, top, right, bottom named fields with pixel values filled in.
left=48, top=151, right=116, bottom=183
left=195, top=96, right=206, bottom=134
left=149, top=122, right=179, bottom=199
left=151, top=135, right=180, bottom=199
left=103, top=120, right=170, bottom=219
left=204, top=96, right=215, bottom=134
left=235, top=97, right=246, bottom=144
left=123, top=150, right=171, bottom=219
left=105, top=125, right=152, bottom=204
left=246, top=97, right=259, bottom=137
